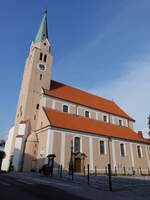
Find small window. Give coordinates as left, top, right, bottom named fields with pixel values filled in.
left=40, top=74, right=42, bottom=80
left=44, top=42, right=46, bottom=46
left=34, top=115, right=36, bottom=120
left=119, top=120, right=122, bottom=126
left=74, top=137, right=80, bottom=152
left=44, top=54, right=47, bottom=62
left=63, top=105, right=68, bottom=113
left=120, top=143, right=125, bottom=157
left=103, top=115, right=107, bottom=122
left=85, top=110, right=89, bottom=118
left=137, top=145, right=142, bottom=158
left=36, top=104, right=39, bottom=110
left=40, top=52, right=43, bottom=60
left=100, top=140, right=105, bottom=155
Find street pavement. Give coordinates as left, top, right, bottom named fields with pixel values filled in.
left=1, top=172, right=150, bottom=200
left=0, top=174, right=86, bottom=200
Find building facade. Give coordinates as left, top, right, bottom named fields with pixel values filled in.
left=2, top=11, right=150, bottom=175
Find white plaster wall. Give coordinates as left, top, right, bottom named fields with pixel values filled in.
left=1, top=126, right=14, bottom=171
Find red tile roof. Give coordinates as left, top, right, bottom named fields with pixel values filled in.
left=43, top=80, right=134, bottom=121
left=44, top=108, right=150, bottom=144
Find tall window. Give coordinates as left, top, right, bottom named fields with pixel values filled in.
left=137, top=145, right=142, bottom=158
left=119, top=120, right=122, bottom=126
left=120, top=143, right=125, bottom=157
left=63, top=105, right=68, bottom=113
left=100, top=140, right=105, bottom=155
left=40, top=74, right=42, bottom=80
left=44, top=54, right=47, bottom=62
left=74, top=137, right=80, bottom=152
left=40, top=52, right=43, bottom=60
left=103, top=115, right=107, bottom=122
left=85, top=110, right=89, bottom=118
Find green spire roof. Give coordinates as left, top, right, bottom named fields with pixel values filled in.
left=34, top=10, right=48, bottom=43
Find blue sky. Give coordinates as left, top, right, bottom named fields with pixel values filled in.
left=0, top=0, right=150, bottom=139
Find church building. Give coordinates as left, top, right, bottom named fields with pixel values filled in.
left=2, top=11, right=150, bottom=175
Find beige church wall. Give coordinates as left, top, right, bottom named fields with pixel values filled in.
left=91, top=111, right=96, bottom=120
left=132, top=143, right=148, bottom=173
left=53, top=132, right=61, bottom=168
left=45, top=96, right=53, bottom=108
left=114, top=141, right=132, bottom=174
left=97, top=112, right=103, bottom=121
left=36, top=129, right=48, bottom=171
left=55, top=101, right=63, bottom=112
left=93, top=137, right=109, bottom=172
left=82, top=136, right=90, bottom=167
left=70, top=105, right=76, bottom=114
left=114, top=117, right=119, bottom=126
left=23, top=140, right=38, bottom=172
left=64, top=134, right=73, bottom=170
left=78, top=107, right=85, bottom=117
left=129, top=121, right=134, bottom=130
left=109, top=115, right=113, bottom=124
left=122, top=118, right=127, bottom=127
left=35, top=99, right=49, bottom=130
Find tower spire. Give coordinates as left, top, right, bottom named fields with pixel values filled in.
left=34, top=9, right=48, bottom=43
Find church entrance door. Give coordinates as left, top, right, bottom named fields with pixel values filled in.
left=75, top=158, right=81, bottom=172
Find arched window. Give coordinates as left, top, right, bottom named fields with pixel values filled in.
left=40, top=52, right=43, bottom=61
left=85, top=110, right=89, bottom=118
left=63, top=105, right=68, bottom=112
left=44, top=54, right=47, bottom=62
left=40, top=74, right=42, bottom=80
left=100, top=140, right=105, bottom=155
left=120, top=143, right=125, bottom=157
left=137, top=145, right=142, bottom=158
left=74, top=137, right=80, bottom=153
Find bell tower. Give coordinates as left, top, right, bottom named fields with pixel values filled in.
left=11, top=10, right=53, bottom=171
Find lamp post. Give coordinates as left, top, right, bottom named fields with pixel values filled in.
left=69, top=140, right=73, bottom=175
left=107, top=137, right=112, bottom=191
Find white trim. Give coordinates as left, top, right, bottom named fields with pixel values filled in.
left=42, top=96, right=47, bottom=107
left=130, top=143, right=135, bottom=167
left=112, top=140, right=116, bottom=169
left=46, top=129, right=50, bottom=156
left=49, top=129, right=54, bottom=155
left=60, top=132, right=66, bottom=168
left=52, top=99, right=55, bottom=109
left=145, top=145, right=150, bottom=168
left=89, top=136, right=94, bottom=170
left=96, top=112, right=98, bottom=120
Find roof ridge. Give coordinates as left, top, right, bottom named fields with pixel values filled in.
left=51, top=80, right=114, bottom=103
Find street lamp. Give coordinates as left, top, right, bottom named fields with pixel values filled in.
left=107, top=137, right=112, bottom=191
left=69, top=140, right=73, bottom=175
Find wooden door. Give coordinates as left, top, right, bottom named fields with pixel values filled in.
left=75, top=158, right=81, bottom=172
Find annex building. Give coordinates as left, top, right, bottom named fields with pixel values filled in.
left=2, top=11, right=150, bottom=175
